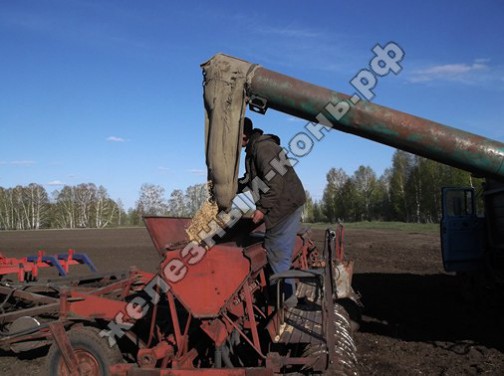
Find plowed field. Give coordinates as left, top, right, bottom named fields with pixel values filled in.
left=1, top=225, right=503, bottom=375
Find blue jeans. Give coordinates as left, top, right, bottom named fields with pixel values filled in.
left=264, top=206, right=303, bottom=297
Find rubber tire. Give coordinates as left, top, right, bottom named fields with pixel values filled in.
left=46, top=326, right=122, bottom=376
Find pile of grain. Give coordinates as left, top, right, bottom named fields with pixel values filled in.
left=185, top=200, right=220, bottom=244
left=185, top=182, right=233, bottom=246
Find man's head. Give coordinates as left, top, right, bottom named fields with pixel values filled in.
left=242, top=117, right=254, bottom=147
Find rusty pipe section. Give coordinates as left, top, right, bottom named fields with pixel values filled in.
left=248, top=66, right=504, bottom=181
left=204, top=54, right=503, bottom=181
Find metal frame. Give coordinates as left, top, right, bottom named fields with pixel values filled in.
left=0, top=217, right=356, bottom=375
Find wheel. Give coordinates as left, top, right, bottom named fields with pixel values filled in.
left=46, top=326, right=122, bottom=376
left=337, top=299, right=362, bottom=333
left=321, top=303, right=359, bottom=376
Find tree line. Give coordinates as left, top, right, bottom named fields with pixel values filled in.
left=0, top=150, right=482, bottom=230
left=0, top=183, right=124, bottom=230
left=303, top=150, right=482, bottom=224
left=0, top=182, right=211, bottom=230
left=127, top=183, right=210, bottom=225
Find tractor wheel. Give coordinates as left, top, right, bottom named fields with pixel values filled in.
left=46, top=326, right=122, bottom=376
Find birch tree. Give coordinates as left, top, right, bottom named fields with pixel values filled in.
left=183, top=184, right=209, bottom=216
left=93, top=185, right=118, bottom=228
left=25, top=183, right=49, bottom=229
left=53, top=186, right=76, bottom=228
left=136, top=184, right=168, bottom=217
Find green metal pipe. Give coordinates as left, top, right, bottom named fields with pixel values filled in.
left=248, top=66, right=504, bottom=181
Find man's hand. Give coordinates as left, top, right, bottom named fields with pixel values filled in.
left=252, top=209, right=264, bottom=224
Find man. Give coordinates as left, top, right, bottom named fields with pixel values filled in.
left=238, top=117, right=306, bottom=307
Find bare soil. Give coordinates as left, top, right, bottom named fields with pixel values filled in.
left=1, top=226, right=503, bottom=375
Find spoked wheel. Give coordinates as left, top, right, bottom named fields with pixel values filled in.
left=324, top=303, right=359, bottom=376
left=46, top=326, right=122, bottom=376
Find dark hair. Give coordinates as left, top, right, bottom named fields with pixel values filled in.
left=243, top=117, right=253, bottom=136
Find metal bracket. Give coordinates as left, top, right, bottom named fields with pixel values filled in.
left=49, top=322, right=80, bottom=376
left=248, top=95, right=268, bottom=114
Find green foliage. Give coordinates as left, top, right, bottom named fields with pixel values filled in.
left=302, top=190, right=315, bottom=223
left=0, top=183, right=122, bottom=230
left=1, top=154, right=484, bottom=230
left=0, top=184, right=50, bottom=230
left=389, top=150, right=412, bottom=221
left=167, top=183, right=209, bottom=217
left=51, top=184, right=121, bottom=228
left=313, top=149, right=482, bottom=224
left=135, top=182, right=210, bottom=218
left=321, top=168, right=348, bottom=222
left=307, top=221, right=438, bottom=233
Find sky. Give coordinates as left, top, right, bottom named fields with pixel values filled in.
left=1, top=0, right=503, bottom=210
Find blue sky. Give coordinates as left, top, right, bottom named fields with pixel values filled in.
left=1, top=1, right=503, bottom=209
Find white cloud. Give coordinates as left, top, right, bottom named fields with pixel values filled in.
left=475, top=58, right=491, bottom=64
left=409, top=60, right=489, bottom=83
left=158, top=166, right=170, bottom=171
left=256, top=26, right=321, bottom=39
left=9, top=160, right=36, bottom=166
left=418, top=63, right=485, bottom=75
left=247, top=23, right=358, bottom=74
left=287, top=116, right=306, bottom=123
left=188, top=169, right=206, bottom=176
left=107, top=136, right=126, bottom=142
left=47, top=180, right=65, bottom=186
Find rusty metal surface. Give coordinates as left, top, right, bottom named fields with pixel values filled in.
left=67, top=291, right=131, bottom=320
left=0, top=302, right=60, bottom=323
left=2, top=190, right=355, bottom=373
left=138, top=341, right=175, bottom=368
left=111, top=364, right=274, bottom=375
left=48, top=322, right=80, bottom=376
left=247, top=65, right=504, bottom=181
left=243, top=243, right=268, bottom=272
left=144, top=216, right=266, bottom=253
left=200, top=319, right=228, bottom=347
left=160, top=245, right=250, bottom=318
left=143, top=217, right=192, bottom=255
left=0, top=285, right=59, bottom=304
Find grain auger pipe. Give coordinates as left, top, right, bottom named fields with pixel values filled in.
left=202, top=53, right=504, bottom=210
